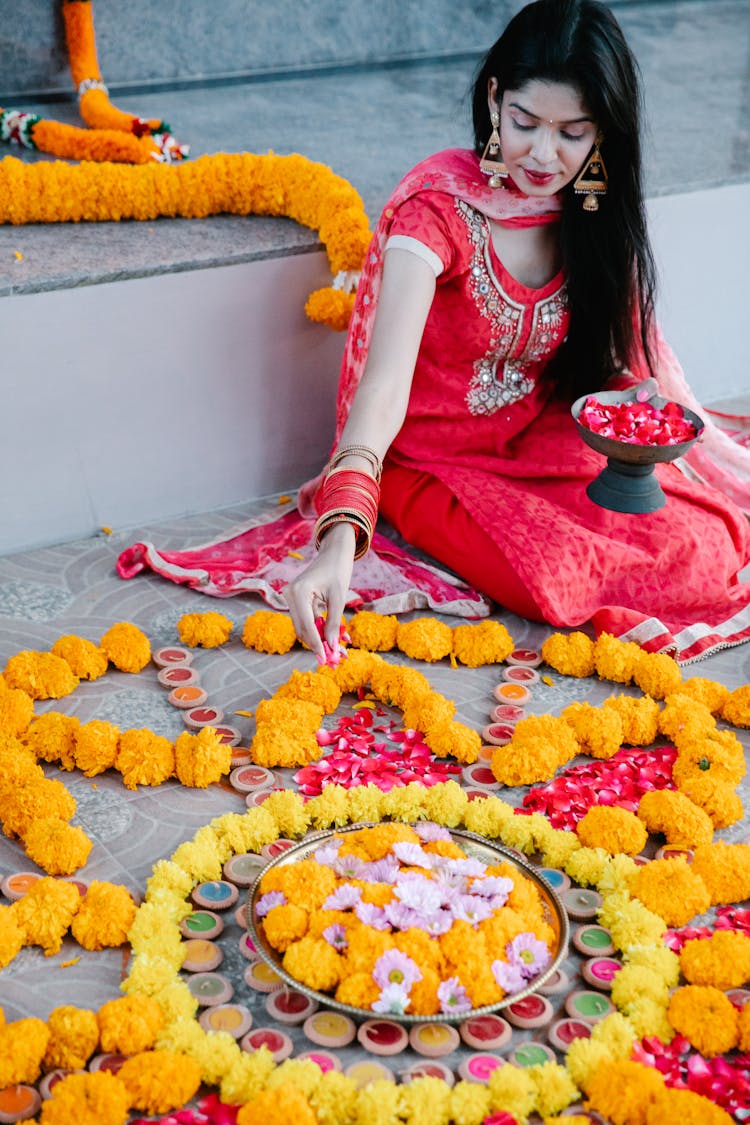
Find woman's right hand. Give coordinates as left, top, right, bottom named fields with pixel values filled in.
left=283, top=522, right=357, bottom=663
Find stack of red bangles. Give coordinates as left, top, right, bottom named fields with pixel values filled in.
left=313, top=444, right=382, bottom=559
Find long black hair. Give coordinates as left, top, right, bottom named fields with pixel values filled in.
left=472, top=0, right=656, bottom=398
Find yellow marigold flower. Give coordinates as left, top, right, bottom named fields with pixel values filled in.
left=24, top=711, right=80, bottom=769
left=449, top=1080, right=493, bottom=1125
left=462, top=795, right=515, bottom=838
left=306, top=784, right=354, bottom=829
left=576, top=806, right=647, bottom=856
left=422, top=779, right=469, bottom=826
left=241, top=609, right=297, bottom=653
left=721, top=683, right=750, bottom=727
left=22, top=817, right=93, bottom=875
left=355, top=1079, right=400, bottom=1125
left=348, top=610, right=398, bottom=651
left=267, top=1057, right=324, bottom=1099
left=739, top=1001, right=750, bottom=1053
left=97, top=994, right=165, bottom=1054
left=0, top=685, right=34, bottom=736
left=0, top=1016, right=50, bottom=1085
left=672, top=728, right=746, bottom=788
left=0, top=904, right=24, bottom=969
left=647, top=1086, right=734, bottom=1125
left=219, top=1047, right=276, bottom=1106
left=610, top=964, right=669, bottom=1014
left=100, top=621, right=151, bottom=672
left=209, top=808, right=278, bottom=857
left=528, top=1061, right=579, bottom=1117
left=597, top=853, right=638, bottom=896
left=540, top=829, right=582, bottom=869
left=564, top=847, right=610, bottom=887
left=667, top=985, right=738, bottom=1056
left=679, top=930, right=750, bottom=989
left=598, top=892, right=666, bottom=951
left=593, top=633, right=641, bottom=685
left=425, top=718, right=481, bottom=764
left=397, top=1075, right=452, bottom=1122
left=145, top=858, right=195, bottom=904
left=584, top=1058, right=664, bottom=1124
left=174, top=726, right=232, bottom=787
left=346, top=783, right=385, bottom=824
left=177, top=611, right=233, bottom=648
left=116, top=728, right=175, bottom=789
left=260, top=789, right=311, bottom=837
left=676, top=676, right=730, bottom=714
left=262, top=903, right=309, bottom=951
left=74, top=718, right=120, bottom=776
left=118, top=1048, right=202, bottom=1114
left=589, top=1012, right=637, bottom=1059
left=602, top=694, right=659, bottom=746
left=623, top=943, right=680, bottom=988
left=43, top=1005, right=99, bottom=1071
left=452, top=620, right=514, bottom=666
left=396, top=617, right=453, bottom=662
left=380, top=782, right=430, bottom=823
left=37, top=1070, right=129, bottom=1125
left=51, top=634, right=109, bottom=680
left=630, top=858, right=710, bottom=927
left=691, top=841, right=750, bottom=905
left=402, top=691, right=455, bottom=732
left=11, top=875, right=81, bottom=955
left=632, top=650, right=682, bottom=700
left=500, top=812, right=555, bottom=856
left=284, top=935, right=342, bottom=991
left=309, top=1070, right=359, bottom=1125
left=541, top=630, right=596, bottom=677
left=71, top=881, right=137, bottom=950
left=677, top=774, right=743, bottom=828
left=565, top=1037, right=613, bottom=1094
left=323, top=648, right=380, bottom=694
left=658, top=692, right=715, bottom=742
left=561, top=701, right=622, bottom=759
left=237, top=1083, right=318, bottom=1125
left=275, top=668, right=342, bottom=712
left=637, top=789, right=713, bottom=848
left=487, top=1062, right=537, bottom=1120
left=4, top=649, right=79, bottom=699
left=128, top=901, right=184, bottom=961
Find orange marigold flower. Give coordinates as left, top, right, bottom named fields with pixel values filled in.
left=51, top=634, right=108, bottom=681
left=584, top=1058, right=664, bottom=1125
left=11, top=877, right=81, bottom=956
left=24, top=711, right=80, bottom=770
left=679, top=930, right=750, bottom=990
left=368, top=660, right=431, bottom=708
left=118, top=1049, right=202, bottom=1115
left=347, top=610, right=398, bottom=652
left=339, top=824, right=419, bottom=861
left=174, top=727, right=232, bottom=787
left=100, top=621, right=151, bottom=672
left=335, top=970, right=380, bottom=1009
left=2, top=775, right=76, bottom=839
left=425, top=717, right=481, bottom=764
left=323, top=648, right=380, bottom=694
left=402, top=692, right=456, bottom=732
left=541, top=630, right=595, bottom=678
left=22, top=817, right=93, bottom=875
left=0, top=903, right=24, bottom=969
left=602, top=694, right=659, bottom=746
left=676, top=677, right=730, bottom=715
left=37, top=1070, right=129, bottom=1125
left=667, top=985, right=738, bottom=1056
left=637, top=789, right=714, bottom=848
left=408, top=966, right=443, bottom=1015
left=672, top=729, right=746, bottom=788
left=283, top=935, right=342, bottom=991
left=645, top=1085, right=734, bottom=1125
left=43, top=1005, right=100, bottom=1071
left=262, top=903, right=309, bottom=951
left=115, top=728, right=175, bottom=789
left=0, top=737, right=43, bottom=790
left=241, top=610, right=297, bottom=654
left=593, top=633, right=641, bottom=685
left=0, top=685, right=34, bottom=737
left=74, top=719, right=120, bottom=777
left=4, top=650, right=79, bottom=699
left=630, top=858, right=710, bottom=928
left=632, top=651, right=682, bottom=700
left=236, top=1083, right=318, bottom=1125
left=396, top=617, right=454, bottom=662
left=657, top=693, right=715, bottom=742
left=97, top=995, right=164, bottom=1055
left=177, top=611, right=233, bottom=648
left=70, top=881, right=137, bottom=950
left=305, top=287, right=356, bottom=331
left=491, top=737, right=559, bottom=786
left=274, top=668, right=342, bottom=712
left=690, top=841, right=750, bottom=905
left=268, top=860, right=338, bottom=911
left=561, top=701, right=622, bottom=759
left=576, top=806, right=647, bottom=856
left=738, top=1001, right=750, bottom=1052
left=452, top=620, right=514, bottom=667
left=677, top=774, right=743, bottom=828
left=0, top=1016, right=51, bottom=1086
left=721, top=684, right=750, bottom=727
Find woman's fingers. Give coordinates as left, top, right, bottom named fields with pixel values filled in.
left=283, top=578, right=326, bottom=659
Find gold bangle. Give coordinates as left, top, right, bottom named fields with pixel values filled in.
left=328, top=444, right=383, bottom=481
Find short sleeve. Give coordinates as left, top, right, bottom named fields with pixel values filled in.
left=384, top=193, right=459, bottom=278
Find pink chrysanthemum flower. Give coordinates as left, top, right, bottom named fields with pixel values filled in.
left=507, top=931, right=551, bottom=979
left=373, top=949, right=422, bottom=991
left=437, top=976, right=473, bottom=1015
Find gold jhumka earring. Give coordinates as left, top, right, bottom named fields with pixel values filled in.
left=479, top=110, right=508, bottom=188
left=573, top=134, right=608, bottom=211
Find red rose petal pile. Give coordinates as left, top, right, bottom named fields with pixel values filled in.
left=520, top=745, right=677, bottom=830
left=295, top=704, right=462, bottom=796
left=578, top=396, right=698, bottom=445
left=664, top=904, right=750, bottom=952
left=632, top=1035, right=750, bottom=1116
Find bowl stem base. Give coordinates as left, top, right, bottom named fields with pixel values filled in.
left=586, top=458, right=666, bottom=514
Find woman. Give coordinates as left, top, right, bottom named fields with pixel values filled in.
left=118, top=0, right=750, bottom=663
left=283, top=0, right=750, bottom=664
